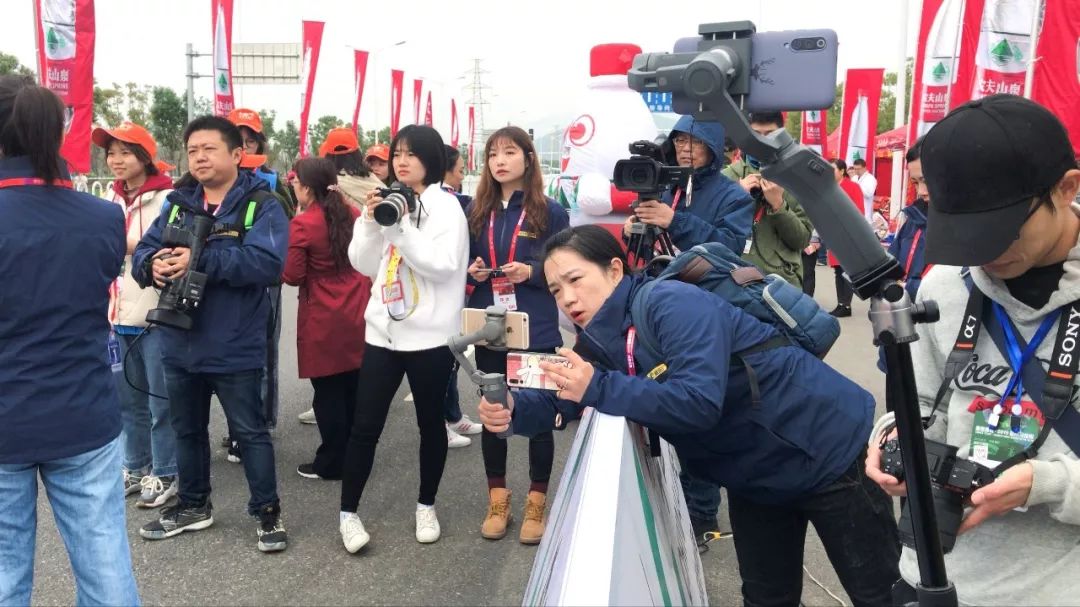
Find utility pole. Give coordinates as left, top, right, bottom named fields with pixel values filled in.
left=185, top=43, right=211, bottom=122
left=463, top=59, right=492, bottom=173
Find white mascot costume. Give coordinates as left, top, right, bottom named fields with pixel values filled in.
left=551, top=43, right=660, bottom=238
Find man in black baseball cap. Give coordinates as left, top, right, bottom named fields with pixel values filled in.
left=865, top=94, right=1080, bottom=606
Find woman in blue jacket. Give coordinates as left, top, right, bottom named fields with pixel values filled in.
left=478, top=225, right=900, bottom=607
left=466, top=126, right=569, bottom=544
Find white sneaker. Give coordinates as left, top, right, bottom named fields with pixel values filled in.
left=448, top=414, right=483, bottom=436
left=446, top=425, right=472, bottom=448
left=298, top=408, right=316, bottom=425
left=137, top=475, right=178, bottom=508
left=415, top=507, right=441, bottom=543
left=340, top=513, right=370, bottom=553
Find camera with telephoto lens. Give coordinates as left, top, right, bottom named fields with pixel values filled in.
left=373, top=182, right=418, bottom=226
left=145, top=197, right=215, bottom=331
left=880, top=437, right=995, bottom=554
left=613, top=140, right=692, bottom=200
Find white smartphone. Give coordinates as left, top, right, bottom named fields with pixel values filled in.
left=461, top=308, right=530, bottom=350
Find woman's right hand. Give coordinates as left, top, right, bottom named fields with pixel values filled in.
left=478, top=392, right=514, bottom=433
left=364, top=189, right=383, bottom=221
left=468, top=256, right=490, bottom=282
left=865, top=429, right=908, bottom=497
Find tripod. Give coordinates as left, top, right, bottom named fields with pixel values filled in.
left=626, top=208, right=676, bottom=268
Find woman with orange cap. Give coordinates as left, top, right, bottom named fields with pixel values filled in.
left=228, top=107, right=296, bottom=218
left=319, top=127, right=384, bottom=210
left=92, top=121, right=179, bottom=509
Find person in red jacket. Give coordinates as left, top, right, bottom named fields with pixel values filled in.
left=827, top=158, right=866, bottom=317
left=283, top=158, right=371, bottom=479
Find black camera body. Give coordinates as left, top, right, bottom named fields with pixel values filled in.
left=374, top=183, right=418, bottom=227
left=881, top=438, right=995, bottom=554
left=145, top=202, right=215, bottom=331
left=613, top=157, right=693, bottom=201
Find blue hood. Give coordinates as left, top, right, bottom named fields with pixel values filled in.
left=666, top=114, right=727, bottom=186
left=901, top=199, right=928, bottom=228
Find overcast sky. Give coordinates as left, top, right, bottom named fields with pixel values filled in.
left=4, top=0, right=920, bottom=138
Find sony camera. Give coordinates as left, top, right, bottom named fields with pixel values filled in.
left=613, top=140, right=692, bottom=200
left=373, top=182, right=418, bottom=227
left=880, top=438, right=995, bottom=554
left=145, top=198, right=215, bottom=331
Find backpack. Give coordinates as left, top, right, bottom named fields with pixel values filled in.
left=164, top=189, right=277, bottom=239
left=629, top=243, right=841, bottom=402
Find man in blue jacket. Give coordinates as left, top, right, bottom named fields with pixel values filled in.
left=624, top=115, right=753, bottom=254
left=131, top=115, right=289, bottom=553
left=888, top=137, right=931, bottom=300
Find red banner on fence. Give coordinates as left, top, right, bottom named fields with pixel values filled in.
left=424, top=91, right=433, bottom=126
left=467, top=105, right=476, bottom=171
left=351, top=50, right=369, bottom=137
left=33, top=0, right=95, bottom=173
left=413, top=79, right=423, bottom=125
left=298, top=20, right=324, bottom=158
left=390, top=69, right=404, bottom=137
left=210, top=0, right=234, bottom=116
left=800, top=109, right=828, bottom=157
left=1030, top=0, right=1080, bottom=156
left=839, top=68, right=885, bottom=170
left=450, top=98, right=459, bottom=147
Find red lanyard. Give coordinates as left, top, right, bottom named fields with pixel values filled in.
left=626, top=327, right=637, bottom=376
left=754, top=205, right=766, bottom=224
left=488, top=209, right=527, bottom=267
left=669, top=189, right=682, bottom=210
left=903, top=229, right=923, bottom=277
left=0, top=177, right=73, bottom=189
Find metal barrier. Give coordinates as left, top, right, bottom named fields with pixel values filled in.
left=523, top=409, right=707, bottom=606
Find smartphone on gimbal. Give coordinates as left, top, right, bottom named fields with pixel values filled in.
left=461, top=308, right=530, bottom=349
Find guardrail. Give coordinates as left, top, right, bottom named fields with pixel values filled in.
left=523, top=409, right=707, bottom=606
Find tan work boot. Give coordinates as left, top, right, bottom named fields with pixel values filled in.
left=519, top=490, right=547, bottom=545
left=481, top=488, right=512, bottom=540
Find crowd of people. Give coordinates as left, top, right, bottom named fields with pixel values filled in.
left=2, top=68, right=1079, bottom=607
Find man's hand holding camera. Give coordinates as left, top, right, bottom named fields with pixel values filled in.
left=632, top=199, right=675, bottom=229
left=742, top=174, right=785, bottom=212
left=151, top=247, right=191, bottom=288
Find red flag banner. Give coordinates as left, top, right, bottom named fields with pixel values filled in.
left=298, top=20, right=324, bottom=158
left=909, top=0, right=967, bottom=144
left=467, top=105, right=476, bottom=171
left=34, top=0, right=95, bottom=173
left=800, top=110, right=828, bottom=157
left=1030, top=0, right=1080, bottom=156
left=838, top=68, right=885, bottom=169
left=969, top=0, right=1036, bottom=100
left=424, top=91, right=433, bottom=126
left=351, top=50, right=369, bottom=137
left=210, top=0, right=234, bottom=116
left=951, top=0, right=986, bottom=109
left=450, top=98, right=459, bottom=147
left=390, top=69, right=404, bottom=137
left=413, top=79, right=423, bottom=125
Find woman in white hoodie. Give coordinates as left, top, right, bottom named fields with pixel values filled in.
left=338, top=125, right=468, bottom=552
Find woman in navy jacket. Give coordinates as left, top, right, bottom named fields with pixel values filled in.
left=477, top=225, right=900, bottom=607
left=466, top=126, right=569, bottom=544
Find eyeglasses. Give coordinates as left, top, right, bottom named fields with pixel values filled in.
left=672, top=135, right=695, bottom=148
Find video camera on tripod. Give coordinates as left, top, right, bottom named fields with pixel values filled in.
left=612, top=140, right=692, bottom=267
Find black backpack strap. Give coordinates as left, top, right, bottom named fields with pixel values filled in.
left=732, top=335, right=791, bottom=409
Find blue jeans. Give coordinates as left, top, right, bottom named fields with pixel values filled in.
left=261, top=286, right=282, bottom=430
left=164, top=366, right=279, bottom=515
left=116, top=329, right=177, bottom=477
left=444, top=362, right=462, bottom=424
left=0, top=437, right=140, bottom=606
left=680, top=468, right=722, bottom=522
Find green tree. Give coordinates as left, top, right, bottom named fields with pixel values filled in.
left=0, top=52, right=34, bottom=77
left=363, top=126, right=391, bottom=147
left=124, top=82, right=152, bottom=127
left=279, top=120, right=300, bottom=168
left=308, top=115, right=345, bottom=157
left=93, top=81, right=124, bottom=127
left=150, top=87, right=187, bottom=169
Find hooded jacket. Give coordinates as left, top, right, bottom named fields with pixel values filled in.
left=898, top=209, right=1080, bottom=605
left=466, top=192, right=570, bottom=351
left=722, top=159, right=813, bottom=287
left=131, top=170, right=289, bottom=373
left=511, top=274, right=874, bottom=504
left=660, top=116, right=754, bottom=253
left=0, top=157, right=125, bottom=463
left=887, top=199, right=929, bottom=299
left=107, top=174, right=173, bottom=330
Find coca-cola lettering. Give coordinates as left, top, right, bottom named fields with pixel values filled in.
left=1057, top=308, right=1080, bottom=367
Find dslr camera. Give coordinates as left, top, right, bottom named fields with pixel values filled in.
left=612, top=140, right=692, bottom=200
left=373, top=182, right=418, bottom=226
left=880, top=438, right=995, bottom=554
left=145, top=198, right=215, bottom=331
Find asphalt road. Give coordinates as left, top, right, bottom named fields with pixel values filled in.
left=29, top=265, right=887, bottom=606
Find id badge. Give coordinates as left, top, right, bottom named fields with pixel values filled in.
left=382, top=281, right=406, bottom=316
left=492, top=276, right=518, bottom=311
left=107, top=330, right=123, bottom=373
left=743, top=238, right=753, bottom=255
left=968, top=400, right=1042, bottom=468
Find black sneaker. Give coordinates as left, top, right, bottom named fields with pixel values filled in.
left=829, top=305, right=852, bottom=318
left=140, top=500, right=214, bottom=540
left=297, top=463, right=322, bottom=479
left=227, top=440, right=242, bottom=464
left=255, top=504, right=287, bottom=553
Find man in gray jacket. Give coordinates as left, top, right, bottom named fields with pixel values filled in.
left=866, top=95, right=1080, bottom=605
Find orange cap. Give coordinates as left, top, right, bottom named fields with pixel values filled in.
left=239, top=152, right=268, bottom=170
left=228, top=108, right=264, bottom=133
left=92, top=122, right=176, bottom=171
left=365, top=143, right=389, bottom=162
left=319, top=128, right=361, bottom=157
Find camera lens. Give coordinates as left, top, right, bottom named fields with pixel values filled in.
left=816, top=38, right=826, bottom=49
left=373, top=196, right=406, bottom=227
left=791, top=39, right=803, bottom=51
left=630, top=167, right=650, bottom=186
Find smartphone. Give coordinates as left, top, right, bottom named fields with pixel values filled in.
left=506, top=352, right=570, bottom=390
left=461, top=308, right=530, bottom=350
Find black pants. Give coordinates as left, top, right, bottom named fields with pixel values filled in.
left=340, top=345, right=455, bottom=510
left=726, top=452, right=900, bottom=607
left=475, top=347, right=555, bottom=484
left=802, top=252, right=817, bottom=297
left=309, top=369, right=360, bottom=479
left=834, top=266, right=854, bottom=307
